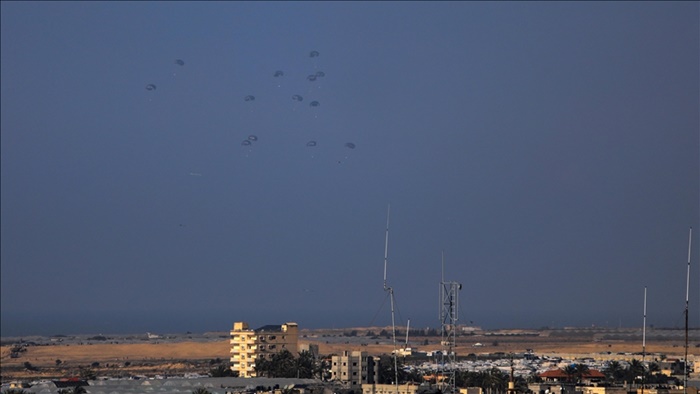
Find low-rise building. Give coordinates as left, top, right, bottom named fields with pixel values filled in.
left=538, top=369, right=606, bottom=385
left=331, top=350, right=378, bottom=387
left=361, top=383, right=420, bottom=394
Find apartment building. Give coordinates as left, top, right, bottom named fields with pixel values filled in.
left=230, top=321, right=299, bottom=378
left=331, top=350, right=378, bottom=387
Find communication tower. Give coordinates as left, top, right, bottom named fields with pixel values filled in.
left=439, top=252, right=462, bottom=394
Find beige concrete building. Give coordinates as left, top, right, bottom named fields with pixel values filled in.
left=581, top=387, right=628, bottom=394
left=331, top=350, right=378, bottom=387
left=361, top=383, right=420, bottom=394
left=230, top=321, right=299, bottom=378
left=459, top=388, right=483, bottom=394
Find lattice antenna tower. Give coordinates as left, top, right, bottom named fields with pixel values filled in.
left=439, top=251, right=462, bottom=394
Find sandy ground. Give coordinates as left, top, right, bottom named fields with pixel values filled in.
left=1, top=328, right=694, bottom=381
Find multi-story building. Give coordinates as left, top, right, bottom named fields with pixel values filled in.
left=230, top=321, right=299, bottom=378
left=331, top=351, right=378, bottom=387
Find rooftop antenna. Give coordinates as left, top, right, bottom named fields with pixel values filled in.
left=383, top=204, right=399, bottom=393
left=684, top=227, right=692, bottom=394
left=642, top=286, right=647, bottom=394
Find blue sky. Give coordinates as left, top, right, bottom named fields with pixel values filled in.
left=1, top=2, right=698, bottom=336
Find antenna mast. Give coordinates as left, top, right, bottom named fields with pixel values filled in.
left=383, top=204, right=399, bottom=393
left=684, top=227, right=692, bottom=394
left=642, top=286, right=647, bottom=394
left=439, top=251, right=461, bottom=394
left=405, top=319, right=411, bottom=349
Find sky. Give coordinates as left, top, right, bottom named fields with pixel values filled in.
left=1, top=2, right=699, bottom=337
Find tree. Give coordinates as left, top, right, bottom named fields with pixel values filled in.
left=626, top=359, right=646, bottom=385
left=482, top=368, right=506, bottom=394
left=563, top=365, right=577, bottom=383
left=209, top=364, right=236, bottom=377
left=526, top=370, right=542, bottom=384
left=574, top=363, right=590, bottom=384
left=272, top=350, right=297, bottom=378
left=295, top=350, right=315, bottom=379
left=314, top=357, right=331, bottom=380
left=191, top=389, right=211, bottom=394
left=603, top=360, right=624, bottom=384
left=377, top=355, right=406, bottom=384
left=254, top=350, right=305, bottom=378
left=254, top=356, right=271, bottom=378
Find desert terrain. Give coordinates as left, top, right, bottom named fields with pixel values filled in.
left=1, top=327, right=696, bottom=383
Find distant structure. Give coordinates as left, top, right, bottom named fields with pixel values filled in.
left=146, top=332, right=162, bottom=340
left=229, top=321, right=299, bottom=377
left=331, top=350, right=378, bottom=388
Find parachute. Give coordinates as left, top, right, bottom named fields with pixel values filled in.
left=241, top=140, right=252, bottom=146
left=248, top=135, right=258, bottom=141
left=309, top=101, right=320, bottom=107
left=307, top=74, right=317, bottom=82
left=175, top=59, right=185, bottom=66
left=244, top=95, right=255, bottom=101
left=145, top=84, right=156, bottom=91
left=315, top=71, right=325, bottom=78
left=292, top=95, right=303, bottom=102
left=306, top=141, right=317, bottom=147
left=309, top=50, right=320, bottom=58
left=273, top=70, right=284, bottom=77
left=344, top=142, right=356, bottom=149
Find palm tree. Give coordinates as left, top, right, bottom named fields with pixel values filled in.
left=482, top=367, right=506, bottom=394
left=295, top=350, right=315, bottom=378
left=603, top=360, right=624, bottom=384
left=191, top=389, right=211, bottom=394
left=254, top=356, right=271, bottom=378
left=563, top=365, right=577, bottom=383
left=574, top=364, right=590, bottom=384
left=526, top=370, right=541, bottom=384
left=627, top=359, right=646, bottom=385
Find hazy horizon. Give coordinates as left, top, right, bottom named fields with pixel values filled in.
left=1, top=307, right=693, bottom=338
